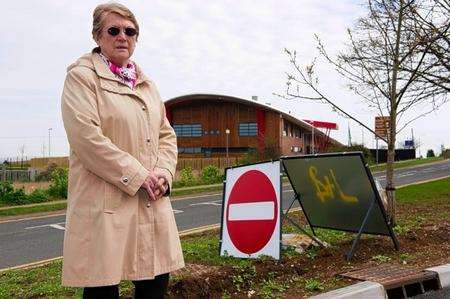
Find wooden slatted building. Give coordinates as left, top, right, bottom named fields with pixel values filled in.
left=165, top=94, right=341, bottom=158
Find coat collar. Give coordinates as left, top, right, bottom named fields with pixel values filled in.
left=91, top=52, right=151, bottom=87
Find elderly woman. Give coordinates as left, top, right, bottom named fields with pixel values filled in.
left=61, top=3, right=184, bottom=298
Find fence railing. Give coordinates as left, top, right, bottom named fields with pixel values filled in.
left=176, top=157, right=240, bottom=171
left=0, top=168, right=39, bottom=182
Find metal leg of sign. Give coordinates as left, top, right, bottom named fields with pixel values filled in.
left=346, top=199, right=376, bottom=261
left=282, top=195, right=325, bottom=248
left=387, top=220, right=400, bottom=251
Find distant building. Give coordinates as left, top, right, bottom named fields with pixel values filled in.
left=165, top=94, right=341, bottom=158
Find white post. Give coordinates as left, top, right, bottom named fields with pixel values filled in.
left=225, top=129, right=230, bottom=166
left=376, top=137, right=379, bottom=164
left=311, top=125, right=315, bottom=154
left=48, top=128, right=52, bottom=157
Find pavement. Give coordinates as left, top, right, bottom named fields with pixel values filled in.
left=0, top=159, right=449, bottom=271
left=311, top=264, right=450, bottom=299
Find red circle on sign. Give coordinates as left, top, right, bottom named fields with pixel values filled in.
left=226, top=169, right=278, bottom=254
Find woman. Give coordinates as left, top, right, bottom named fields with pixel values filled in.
left=61, top=3, right=184, bottom=298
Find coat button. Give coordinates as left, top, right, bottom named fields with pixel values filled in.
left=122, top=177, right=129, bottom=183
left=146, top=138, right=150, bottom=143
left=142, top=106, right=146, bottom=111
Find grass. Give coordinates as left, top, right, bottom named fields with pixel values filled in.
left=396, top=177, right=450, bottom=203
left=0, top=184, right=223, bottom=220
left=1, top=157, right=445, bottom=219
left=0, top=202, right=67, bottom=218
left=0, top=178, right=449, bottom=298
left=369, top=156, right=444, bottom=172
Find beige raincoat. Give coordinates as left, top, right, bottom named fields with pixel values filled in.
left=61, top=52, right=184, bottom=287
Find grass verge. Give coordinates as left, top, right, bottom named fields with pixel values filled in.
left=0, top=202, right=67, bottom=218
left=369, top=156, right=444, bottom=172
left=0, top=184, right=223, bottom=220
left=1, top=177, right=449, bottom=298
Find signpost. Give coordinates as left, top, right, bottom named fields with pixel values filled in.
left=282, top=152, right=399, bottom=260
left=375, top=116, right=390, bottom=138
left=220, top=161, right=281, bottom=259
left=219, top=152, right=398, bottom=261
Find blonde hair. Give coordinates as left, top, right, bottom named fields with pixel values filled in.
left=92, top=2, right=139, bottom=52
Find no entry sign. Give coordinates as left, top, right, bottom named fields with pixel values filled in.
left=220, top=161, right=281, bottom=259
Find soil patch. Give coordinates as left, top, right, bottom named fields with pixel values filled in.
left=165, top=197, right=450, bottom=298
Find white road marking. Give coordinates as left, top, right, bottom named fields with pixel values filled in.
left=49, top=224, right=66, bottom=231
left=173, top=209, right=183, bottom=214
left=25, top=222, right=65, bottom=230
left=190, top=200, right=222, bottom=207
left=228, top=202, right=275, bottom=221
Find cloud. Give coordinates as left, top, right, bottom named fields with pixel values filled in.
left=0, top=0, right=448, bottom=157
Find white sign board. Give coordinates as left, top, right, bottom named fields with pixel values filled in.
left=220, top=161, right=281, bottom=259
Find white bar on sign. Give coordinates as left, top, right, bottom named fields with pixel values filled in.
left=228, top=202, right=274, bottom=221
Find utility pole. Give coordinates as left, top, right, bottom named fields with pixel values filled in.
left=48, top=128, right=52, bottom=157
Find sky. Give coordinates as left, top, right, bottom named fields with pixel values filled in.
left=1, top=0, right=449, bottom=161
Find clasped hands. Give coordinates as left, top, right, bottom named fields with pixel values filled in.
left=140, top=169, right=169, bottom=203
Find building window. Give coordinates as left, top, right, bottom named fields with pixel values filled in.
left=173, top=124, right=202, bottom=137
left=283, top=121, right=288, bottom=136
left=239, top=123, right=258, bottom=136
left=294, top=127, right=301, bottom=138
left=179, top=147, right=201, bottom=154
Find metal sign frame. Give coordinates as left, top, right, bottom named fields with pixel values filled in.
left=281, top=152, right=399, bottom=260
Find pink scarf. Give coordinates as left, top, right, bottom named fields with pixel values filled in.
left=99, top=53, right=137, bottom=89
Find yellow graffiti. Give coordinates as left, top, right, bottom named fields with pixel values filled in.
left=308, top=166, right=358, bottom=204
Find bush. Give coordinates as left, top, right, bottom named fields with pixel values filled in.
left=442, top=149, right=450, bottom=159
left=0, top=181, right=52, bottom=205
left=35, top=163, right=58, bottom=182
left=27, top=188, right=49, bottom=204
left=426, top=149, right=435, bottom=158
left=201, top=165, right=223, bottom=184
left=239, top=149, right=258, bottom=165
left=0, top=181, right=27, bottom=205
left=327, top=144, right=374, bottom=164
left=48, top=167, right=68, bottom=198
left=178, top=167, right=197, bottom=187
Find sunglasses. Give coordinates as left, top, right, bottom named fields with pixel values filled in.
left=107, top=26, right=137, bottom=37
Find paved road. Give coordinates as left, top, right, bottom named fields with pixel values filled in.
left=1, top=159, right=449, bottom=269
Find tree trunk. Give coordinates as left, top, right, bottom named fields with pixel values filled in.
left=386, top=111, right=397, bottom=225
left=386, top=0, right=404, bottom=226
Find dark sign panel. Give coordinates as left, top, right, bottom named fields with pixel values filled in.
left=282, top=152, right=390, bottom=235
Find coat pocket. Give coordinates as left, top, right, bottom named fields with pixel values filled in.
left=104, top=182, right=124, bottom=214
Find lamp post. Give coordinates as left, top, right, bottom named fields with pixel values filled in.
left=48, top=128, right=52, bottom=158
left=225, top=129, right=230, bottom=166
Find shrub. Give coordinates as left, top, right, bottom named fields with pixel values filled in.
left=0, top=181, right=50, bottom=205
left=48, top=167, right=68, bottom=198
left=201, top=165, right=223, bottom=184
left=327, top=144, right=374, bottom=164
left=27, top=189, right=49, bottom=203
left=239, top=149, right=258, bottom=165
left=442, top=149, right=450, bottom=159
left=179, top=167, right=197, bottom=187
left=0, top=181, right=28, bottom=205
left=35, top=163, right=58, bottom=182
left=426, top=149, right=435, bottom=158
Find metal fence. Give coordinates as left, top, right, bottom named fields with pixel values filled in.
left=176, top=157, right=240, bottom=171
left=0, top=166, right=39, bottom=182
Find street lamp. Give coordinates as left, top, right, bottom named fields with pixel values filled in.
left=48, top=128, right=53, bottom=158
left=225, top=129, right=230, bottom=166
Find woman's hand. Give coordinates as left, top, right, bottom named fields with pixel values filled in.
left=141, top=169, right=169, bottom=203
left=141, top=172, right=159, bottom=201
left=152, top=169, right=169, bottom=199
